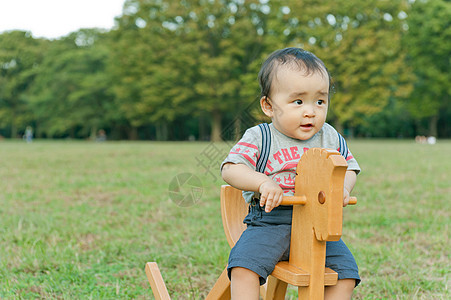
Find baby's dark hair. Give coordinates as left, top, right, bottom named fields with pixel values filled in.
left=258, top=47, right=333, bottom=100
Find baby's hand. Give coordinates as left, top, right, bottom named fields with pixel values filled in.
left=258, top=180, right=284, bottom=213
left=343, top=188, right=350, bottom=207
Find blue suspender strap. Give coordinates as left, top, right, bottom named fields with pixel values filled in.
left=337, top=132, right=348, bottom=159
left=256, top=123, right=271, bottom=173
left=251, top=123, right=271, bottom=207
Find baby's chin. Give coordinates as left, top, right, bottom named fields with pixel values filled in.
left=293, top=129, right=321, bottom=141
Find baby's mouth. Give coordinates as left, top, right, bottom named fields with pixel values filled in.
left=300, top=124, right=313, bottom=129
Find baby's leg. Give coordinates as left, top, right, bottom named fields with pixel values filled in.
left=230, top=267, right=260, bottom=300
left=324, top=279, right=355, bottom=300
left=324, top=239, right=360, bottom=299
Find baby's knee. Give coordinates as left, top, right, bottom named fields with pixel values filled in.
left=324, top=279, right=355, bottom=300
left=231, top=267, right=259, bottom=282
left=230, top=267, right=260, bottom=299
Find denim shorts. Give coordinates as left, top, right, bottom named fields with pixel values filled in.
left=227, top=201, right=360, bottom=286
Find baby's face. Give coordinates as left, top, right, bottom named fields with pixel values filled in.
left=262, top=65, right=329, bottom=140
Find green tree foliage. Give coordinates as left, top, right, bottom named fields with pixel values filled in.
left=28, top=29, right=114, bottom=138
left=278, top=0, right=414, bottom=130
left=403, top=0, right=451, bottom=136
left=111, top=0, right=271, bottom=141
left=0, top=0, right=449, bottom=140
left=186, top=0, right=268, bottom=141
left=0, top=31, right=49, bottom=138
left=108, top=0, right=200, bottom=140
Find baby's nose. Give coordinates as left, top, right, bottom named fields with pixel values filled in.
left=303, top=106, right=316, bottom=117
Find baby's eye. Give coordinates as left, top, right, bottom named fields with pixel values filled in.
left=317, top=100, right=326, bottom=105
left=294, top=100, right=303, bottom=105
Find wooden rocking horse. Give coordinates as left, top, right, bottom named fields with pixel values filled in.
left=146, top=148, right=357, bottom=299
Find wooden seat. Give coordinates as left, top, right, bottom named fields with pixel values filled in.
left=146, top=148, right=356, bottom=299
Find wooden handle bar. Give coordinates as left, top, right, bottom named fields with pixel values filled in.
left=280, top=196, right=307, bottom=205
left=280, top=196, right=357, bottom=206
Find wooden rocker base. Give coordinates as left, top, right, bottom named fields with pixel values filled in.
left=145, top=262, right=338, bottom=300
left=145, top=262, right=170, bottom=300
left=204, top=263, right=338, bottom=300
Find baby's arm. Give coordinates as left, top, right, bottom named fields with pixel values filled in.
left=343, top=170, right=357, bottom=207
left=221, top=163, right=283, bottom=213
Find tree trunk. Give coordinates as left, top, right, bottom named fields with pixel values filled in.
left=69, top=127, right=75, bottom=139
left=156, top=122, right=168, bottom=141
left=10, top=123, right=18, bottom=139
left=429, top=115, right=438, bottom=137
left=128, top=126, right=138, bottom=140
left=35, top=122, right=42, bottom=139
left=90, top=126, right=97, bottom=140
left=211, top=109, right=222, bottom=142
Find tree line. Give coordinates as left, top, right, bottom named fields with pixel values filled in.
left=0, top=0, right=449, bottom=141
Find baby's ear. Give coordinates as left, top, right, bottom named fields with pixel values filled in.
left=260, top=97, right=273, bottom=118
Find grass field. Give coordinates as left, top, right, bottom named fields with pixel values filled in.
left=0, top=139, right=449, bottom=299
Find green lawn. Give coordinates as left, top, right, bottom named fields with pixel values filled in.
left=0, top=139, right=449, bottom=299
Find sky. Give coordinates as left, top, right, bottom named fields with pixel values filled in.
left=0, top=0, right=126, bottom=39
